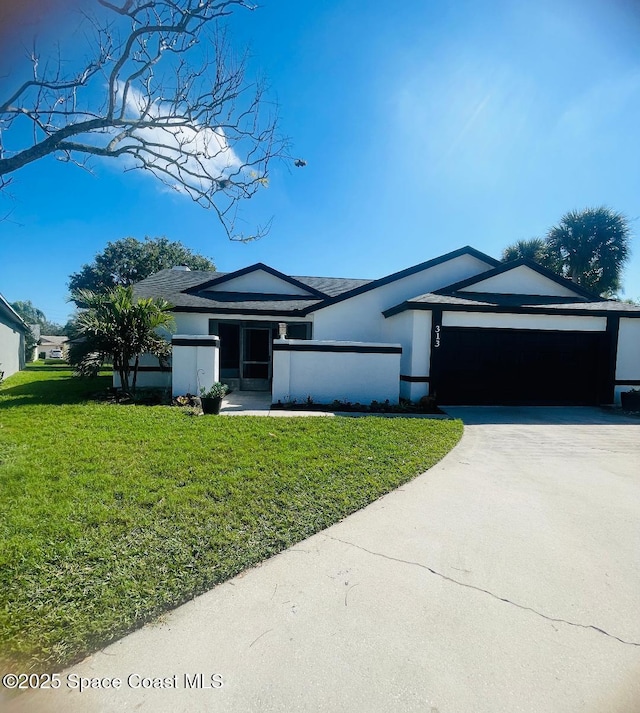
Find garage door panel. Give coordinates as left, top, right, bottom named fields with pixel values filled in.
left=434, top=327, right=608, bottom=405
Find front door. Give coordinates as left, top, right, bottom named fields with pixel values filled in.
left=212, top=319, right=311, bottom=391
left=241, top=326, right=272, bottom=391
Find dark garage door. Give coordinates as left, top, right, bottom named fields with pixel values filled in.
left=434, top=327, right=610, bottom=405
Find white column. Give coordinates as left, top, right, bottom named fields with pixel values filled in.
left=171, top=335, right=220, bottom=397
left=272, top=339, right=292, bottom=403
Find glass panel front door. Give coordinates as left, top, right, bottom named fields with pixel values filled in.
left=211, top=319, right=312, bottom=391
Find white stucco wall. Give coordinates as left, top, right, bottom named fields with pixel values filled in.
left=406, top=311, right=433, bottom=401
left=384, top=311, right=432, bottom=400
left=172, top=335, right=220, bottom=397
left=173, top=313, right=213, bottom=334
left=442, top=312, right=607, bottom=331
left=615, top=319, right=640, bottom=404
left=459, top=265, right=579, bottom=296
left=112, top=353, right=171, bottom=390
left=173, top=312, right=313, bottom=335
left=313, top=253, right=494, bottom=342
left=0, top=319, right=25, bottom=378
left=383, top=310, right=413, bottom=385
left=272, top=340, right=401, bottom=405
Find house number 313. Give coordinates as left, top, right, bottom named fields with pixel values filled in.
left=434, top=325, right=441, bottom=348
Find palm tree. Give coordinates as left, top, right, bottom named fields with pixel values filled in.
left=501, top=238, right=560, bottom=271
left=68, top=286, right=174, bottom=394
left=546, top=207, right=631, bottom=297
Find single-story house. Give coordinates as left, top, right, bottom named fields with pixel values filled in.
left=0, top=292, right=29, bottom=379
left=37, top=335, right=70, bottom=360
left=131, top=246, right=640, bottom=406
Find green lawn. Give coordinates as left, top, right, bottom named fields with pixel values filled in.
left=0, top=364, right=462, bottom=671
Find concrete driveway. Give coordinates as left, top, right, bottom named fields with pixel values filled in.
left=6, top=407, right=640, bottom=713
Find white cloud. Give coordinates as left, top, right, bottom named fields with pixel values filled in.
left=111, top=82, right=243, bottom=196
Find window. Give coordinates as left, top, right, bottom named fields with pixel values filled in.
left=286, top=322, right=311, bottom=339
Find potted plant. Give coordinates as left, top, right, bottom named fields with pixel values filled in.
left=200, top=382, right=229, bottom=415
left=620, top=388, right=640, bottom=411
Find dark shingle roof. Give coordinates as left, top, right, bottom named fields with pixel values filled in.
left=291, top=275, right=372, bottom=297
left=133, top=268, right=372, bottom=314
left=408, top=292, right=596, bottom=307
left=133, top=246, right=501, bottom=316
left=133, top=247, right=503, bottom=315
left=39, top=335, right=69, bottom=346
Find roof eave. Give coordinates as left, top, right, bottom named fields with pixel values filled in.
left=170, top=305, right=311, bottom=317
left=383, top=301, right=640, bottom=318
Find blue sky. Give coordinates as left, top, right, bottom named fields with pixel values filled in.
left=1, top=0, right=639, bottom=324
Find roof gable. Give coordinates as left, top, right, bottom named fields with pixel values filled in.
left=301, top=246, right=500, bottom=314
left=436, top=259, right=600, bottom=300
left=39, top=335, right=69, bottom=346
left=184, top=263, right=326, bottom=298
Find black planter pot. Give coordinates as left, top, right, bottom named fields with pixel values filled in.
left=620, top=391, right=640, bottom=411
left=201, top=396, right=223, bottom=415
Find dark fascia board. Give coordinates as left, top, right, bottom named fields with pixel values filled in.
left=299, top=246, right=501, bottom=315
left=171, top=306, right=310, bottom=317
left=383, top=300, right=640, bottom=319
left=182, top=262, right=328, bottom=299
left=433, top=258, right=602, bottom=300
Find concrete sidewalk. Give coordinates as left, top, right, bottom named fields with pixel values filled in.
left=6, top=407, right=640, bottom=713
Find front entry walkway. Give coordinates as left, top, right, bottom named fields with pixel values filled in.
left=220, top=390, right=334, bottom=417
left=220, top=390, right=272, bottom=414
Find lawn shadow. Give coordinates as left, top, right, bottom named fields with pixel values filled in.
left=0, top=375, right=111, bottom=407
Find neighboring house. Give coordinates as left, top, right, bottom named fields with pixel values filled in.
left=37, top=335, right=69, bottom=360
left=132, top=246, right=640, bottom=405
left=0, top=292, right=29, bottom=379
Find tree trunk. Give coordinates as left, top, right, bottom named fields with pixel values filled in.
left=131, top=355, right=140, bottom=394
left=116, top=356, right=129, bottom=394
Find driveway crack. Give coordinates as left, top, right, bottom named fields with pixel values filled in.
left=326, top=535, right=640, bottom=648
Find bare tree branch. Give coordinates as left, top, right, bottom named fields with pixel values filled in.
left=0, top=0, right=288, bottom=241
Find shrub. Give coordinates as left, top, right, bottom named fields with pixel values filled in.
left=200, top=382, right=229, bottom=399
